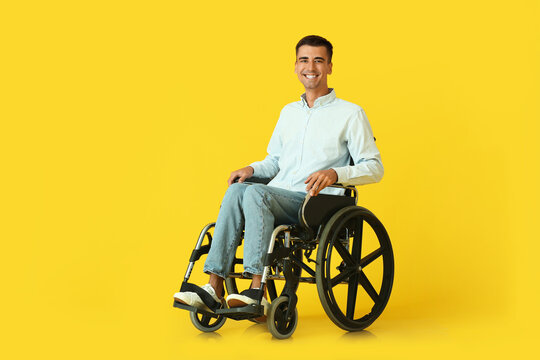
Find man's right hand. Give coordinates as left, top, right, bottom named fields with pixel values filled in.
left=227, top=166, right=254, bottom=186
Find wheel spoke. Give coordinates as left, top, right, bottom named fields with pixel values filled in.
left=274, top=311, right=283, bottom=328
left=351, top=218, right=363, bottom=262
left=200, top=314, right=211, bottom=326
left=358, top=271, right=379, bottom=303
left=359, top=248, right=383, bottom=268
left=332, top=240, right=355, bottom=266
left=276, top=308, right=288, bottom=331
left=346, top=272, right=359, bottom=319
left=331, top=267, right=355, bottom=287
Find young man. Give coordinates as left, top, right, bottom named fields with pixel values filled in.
left=173, top=35, right=384, bottom=317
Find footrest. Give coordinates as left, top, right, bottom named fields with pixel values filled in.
left=216, top=304, right=265, bottom=321
left=172, top=300, right=218, bottom=317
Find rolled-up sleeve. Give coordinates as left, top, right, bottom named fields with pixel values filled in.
left=332, top=108, right=384, bottom=185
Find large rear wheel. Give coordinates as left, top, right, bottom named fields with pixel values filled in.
left=316, top=206, right=394, bottom=331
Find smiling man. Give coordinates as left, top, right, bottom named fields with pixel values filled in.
left=174, top=35, right=383, bottom=319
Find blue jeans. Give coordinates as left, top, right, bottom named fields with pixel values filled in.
left=203, top=183, right=306, bottom=278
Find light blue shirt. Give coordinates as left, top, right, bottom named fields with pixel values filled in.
left=249, top=89, right=384, bottom=195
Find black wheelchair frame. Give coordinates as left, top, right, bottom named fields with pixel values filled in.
left=173, top=177, right=394, bottom=339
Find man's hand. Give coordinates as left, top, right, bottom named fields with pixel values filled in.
left=305, top=169, right=338, bottom=196
left=227, top=166, right=254, bottom=186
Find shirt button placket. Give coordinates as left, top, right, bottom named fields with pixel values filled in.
left=294, top=108, right=311, bottom=189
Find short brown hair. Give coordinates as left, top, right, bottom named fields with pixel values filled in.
left=295, top=35, right=333, bottom=62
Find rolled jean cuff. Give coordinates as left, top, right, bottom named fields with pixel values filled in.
left=242, top=267, right=263, bottom=277
left=203, top=267, right=227, bottom=279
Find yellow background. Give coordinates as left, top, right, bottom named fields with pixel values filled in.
left=1, top=0, right=539, bottom=358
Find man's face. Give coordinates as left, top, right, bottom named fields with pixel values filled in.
left=295, top=45, right=333, bottom=91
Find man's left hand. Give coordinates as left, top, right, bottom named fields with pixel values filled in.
left=305, top=169, right=338, bottom=196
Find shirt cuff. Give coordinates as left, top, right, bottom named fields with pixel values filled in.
left=248, top=162, right=261, bottom=177
left=332, top=166, right=349, bottom=184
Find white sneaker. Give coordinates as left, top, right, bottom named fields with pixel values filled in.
left=226, top=291, right=270, bottom=315
left=173, top=284, right=221, bottom=312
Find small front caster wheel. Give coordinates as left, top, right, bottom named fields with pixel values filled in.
left=267, top=296, right=298, bottom=339
left=189, top=311, right=226, bottom=332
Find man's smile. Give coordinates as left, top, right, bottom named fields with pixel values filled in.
left=303, top=74, right=319, bottom=79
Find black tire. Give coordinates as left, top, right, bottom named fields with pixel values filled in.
left=189, top=311, right=226, bottom=332
left=316, top=206, right=394, bottom=331
left=267, top=296, right=298, bottom=339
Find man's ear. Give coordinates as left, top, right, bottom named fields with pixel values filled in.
left=294, top=60, right=298, bottom=73
left=328, top=62, right=333, bottom=75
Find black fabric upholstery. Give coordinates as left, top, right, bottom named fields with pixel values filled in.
left=301, top=194, right=355, bottom=229
left=245, top=176, right=273, bottom=185
left=235, top=177, right=273, bottom=185
left=239, top=288, right=261, bottom=300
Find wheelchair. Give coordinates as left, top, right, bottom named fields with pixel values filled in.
left=173, top=177, right=394, bottom=339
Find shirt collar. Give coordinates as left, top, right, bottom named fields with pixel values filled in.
left=300, top=88, right=336, bottom=109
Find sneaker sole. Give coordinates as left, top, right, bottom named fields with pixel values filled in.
left=174, top=297, right=213, bottom=312
left=227, top=296, right=269, bottom=322
left=227, top=298, right=250, bottom=308
left=174, top=298, right=187, bottom=305
left=229, top=299, right=267, bottom=323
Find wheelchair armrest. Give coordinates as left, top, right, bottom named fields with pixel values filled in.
left=233, top=176, right=273, bottom=185
left=244, top=176, right=273, bottom=185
